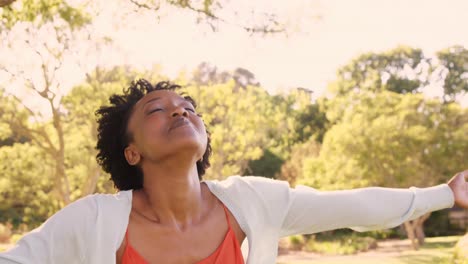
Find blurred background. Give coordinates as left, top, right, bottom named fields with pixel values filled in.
left=0, top=0, right=467, bottom=262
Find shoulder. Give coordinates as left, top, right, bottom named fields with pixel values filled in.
left=54, top=191, right=132, bottom=253
left=206, top=175, right=290, bottom=192
left=61, top=190, right=132, bottom=215
left=41, top=190, right=132, bottom=228
left=205, top=176, right=292, bottom=220
left=206, top=176, right=292, bottom=203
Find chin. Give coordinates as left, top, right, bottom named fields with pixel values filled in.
left=170, top=137, right=205, bottom=155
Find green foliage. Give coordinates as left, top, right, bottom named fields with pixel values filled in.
left=424, top=210, right=463, bottom=237
left=183, top=81, right=277, bottom=179
left=279, top=138, right=320, bottom=185
left=288, top=235, right=306, bottom=250
left=304, top=233, right=377, bottom=255
left=0, top=0, right=91, bottom=30
left=326, top=46, right=421, bottom=125
left=301, top=91, right=468, bottom=190
left=246, top=149, right=284, bottom=179
left=331, top=46, right=425, bottom=96
left=247, top=88, right=328, bottom=180
left=435, top=45, right=468, bottom=103
left=0, top=143, right=60, bottom=228
left=62, top=66, right=156, bottom=197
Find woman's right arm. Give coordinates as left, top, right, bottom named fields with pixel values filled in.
left=0, top=195, right=97, bottom=264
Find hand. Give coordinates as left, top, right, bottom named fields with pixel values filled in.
left=447, top=170, right=468, bottom=209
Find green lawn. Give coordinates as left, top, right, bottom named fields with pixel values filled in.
left=278, top=236, right=460, bottom=264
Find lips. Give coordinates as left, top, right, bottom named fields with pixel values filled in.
left=169, top=117, right=191, bottom=131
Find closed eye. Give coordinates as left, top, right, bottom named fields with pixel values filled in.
left=185, top=108, right=196, bottom=113
left=148, top=108, right=163, bottom=114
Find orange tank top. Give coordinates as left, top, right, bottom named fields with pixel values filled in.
left=121, top=204, right=245, bottom=264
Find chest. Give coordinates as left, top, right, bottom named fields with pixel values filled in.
left=116, top=209, right=245, bottom=264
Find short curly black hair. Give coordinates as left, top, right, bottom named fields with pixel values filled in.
left=95, top=79, right=212, bottom=191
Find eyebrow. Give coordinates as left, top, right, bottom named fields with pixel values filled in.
left=142, top=97, right=161, bottom=108
left=141, top=96, right=193, bottom=109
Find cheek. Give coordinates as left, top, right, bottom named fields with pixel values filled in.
left=194, top=118, right=207, bottom=137
left=137, top=119, right=165, bottom=144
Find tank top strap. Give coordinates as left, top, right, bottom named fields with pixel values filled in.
left=221, top=203, right=232, bottom=228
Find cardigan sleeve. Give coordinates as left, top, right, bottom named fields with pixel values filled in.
left=280, top=183, right=455, bottom=237
left=0, top=195, right=98, bottom=264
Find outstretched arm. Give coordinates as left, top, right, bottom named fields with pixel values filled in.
left=279, top=171, right=467, bottom=237
left=0, top=195, right=97, bottom=264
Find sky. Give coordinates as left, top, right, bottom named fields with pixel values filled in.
left=96, top=0, right=468, bottom=104
left=2, top=0, right=468, bottom=106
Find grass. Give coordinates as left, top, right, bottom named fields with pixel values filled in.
left=278, top=236, right=461, bottom=264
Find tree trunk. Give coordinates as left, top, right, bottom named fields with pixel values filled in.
left=404, top=221, right=419, bottom=250
left=403, top=212, right=431, bottom=250
left=82, top=166, right=101, bottom=196
left=55, top=155, right=71, bottom=205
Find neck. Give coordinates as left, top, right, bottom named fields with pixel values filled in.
left=138, top=159, right=207, bottom=229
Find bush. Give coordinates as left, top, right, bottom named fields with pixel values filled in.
left=425, top=209, right=463, bottom=237
left=288, top=235, right=306, bottom=250
left=304, top=233, right=377, bottom=255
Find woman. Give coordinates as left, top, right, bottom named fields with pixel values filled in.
left=1, top=79, right=467, bottom=264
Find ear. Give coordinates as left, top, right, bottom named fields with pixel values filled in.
left=124, top=145, right=141, bottom=166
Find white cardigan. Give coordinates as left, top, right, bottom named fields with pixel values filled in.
left=0, top=176, right=454, bottom=264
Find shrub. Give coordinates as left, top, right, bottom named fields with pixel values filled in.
left=304, top=233, right=377, bottom=255
left=289, top=235, right=306, bottom=250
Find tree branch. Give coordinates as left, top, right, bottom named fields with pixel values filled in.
left=128, top=0, right=287, bottom=34
left=129, top=0, right=161, bottom=11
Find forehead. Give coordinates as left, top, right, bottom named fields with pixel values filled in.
left=136, top=90, right=188, bottom=107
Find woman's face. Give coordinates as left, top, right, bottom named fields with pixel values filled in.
left=125, top=90, right=207, bottom=166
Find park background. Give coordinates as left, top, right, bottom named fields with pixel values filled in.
left=0, top=0, right=467, bottom=263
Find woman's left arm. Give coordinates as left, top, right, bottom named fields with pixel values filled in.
left=279, top=170, right=467, bottom=237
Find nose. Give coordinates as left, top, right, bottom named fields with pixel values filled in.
left=171, top=106, right=188, bottom=117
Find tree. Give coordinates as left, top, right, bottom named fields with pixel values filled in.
left=1, top=0, right=321, bottom=35
left=247, top=88, right=328, bottom=179
left=191, top=62, right=259, bottom=89
left=300, top=91, right=468, bottom=249
left=0, top=0, right=105, bottom=205
left=0, top=143, right=60, bottom=228
left=331, top=46, right=425, bottom=95
left=432, top=45, right=468, bottom=103
left=326, top=46, right=427, bottom=124
left=126, top=0, right=321, bottom=34
left=183, top=81, right=278, bottom=179
left=0, top=90, right=60, bottom=227
left=61, top=66, right=154, bottom=197
left=278, top=137, right=320, bottom=186
left=0, top=0, right=90, bottom=29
